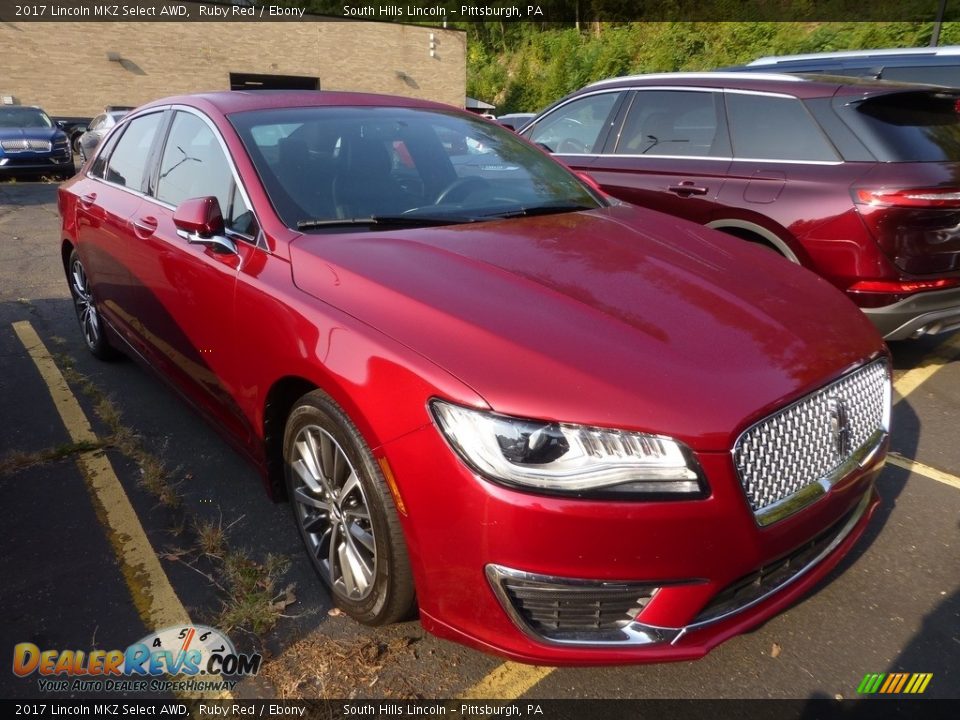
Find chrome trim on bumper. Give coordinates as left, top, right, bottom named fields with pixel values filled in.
left=753, top=429, right=887, bottom=526
left=485, top=565, right=681, bottom=646
left=486, top=487, right=873, bottom=648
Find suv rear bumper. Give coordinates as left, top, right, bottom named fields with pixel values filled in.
left=864, top=285, right=960, bottom=340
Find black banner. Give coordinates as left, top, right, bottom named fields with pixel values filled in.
left=0, top=0, right=959, bottom=23
left=1, top=699, right=959, bottom=719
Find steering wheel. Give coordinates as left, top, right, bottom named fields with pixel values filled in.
left=434, top=176, right=491, bottom=205
left=557, top=138, right=588, bottom=154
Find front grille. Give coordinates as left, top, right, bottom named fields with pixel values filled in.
left=1, top=138, right=52, bottom=152
left=487, top=566, right=657, bottom=642
left=733, top=360, right=888, bottom=523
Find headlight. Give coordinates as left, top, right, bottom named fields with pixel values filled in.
left=431, top=400, right=704, bottom=497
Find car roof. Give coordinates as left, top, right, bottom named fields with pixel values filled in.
left=748, top=45, right=960, bottom=66
left=579, top=71, right=945, bottom=99
left=134, top=90, right=458, bottom=117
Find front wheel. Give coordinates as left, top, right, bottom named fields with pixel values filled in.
left=67, top=248, right=117, bottom=360
left=283, top=390, right=415, bottom=625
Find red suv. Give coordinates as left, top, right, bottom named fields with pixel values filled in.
left=522, top=72, right=960, bottom=340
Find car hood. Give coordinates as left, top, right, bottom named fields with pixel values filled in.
left=289, top=205, right=884, bottom=451
left=0, top=127, right=62, bottom=142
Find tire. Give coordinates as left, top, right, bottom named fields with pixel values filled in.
left=67, top=248, right=117, bottom=360
left=283, top=390, right=415, bottom=625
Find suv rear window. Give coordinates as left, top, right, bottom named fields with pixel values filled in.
left=838, top=90, right=960, bottom=162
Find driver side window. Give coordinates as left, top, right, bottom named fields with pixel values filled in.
left=156, top=111, right=258, bottom=238
left=526, top=92, right=622, bottom=155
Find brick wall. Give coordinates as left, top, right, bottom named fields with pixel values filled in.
left=0, top=18, right=466, bottom=116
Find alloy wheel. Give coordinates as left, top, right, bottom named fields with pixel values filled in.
left=71, top=257, right=101, bottom=351
left=290, top=425, right=377, bottom=600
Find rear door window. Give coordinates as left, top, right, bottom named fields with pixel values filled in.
left=726, top=93, right=839, bottom=162
left=613, top=90, right=726, bottom=157
left=89, top=127, right=123, bottom=179
left=104, top=112, right=163, bottom=191
left=837, top=90, right=960, bottom=162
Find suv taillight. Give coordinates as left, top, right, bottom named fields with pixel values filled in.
left=847, top=277, right=960, bottom=308
left=852, top=186, right=960, bottom=276
left=854, top=187, right=960, bottom=209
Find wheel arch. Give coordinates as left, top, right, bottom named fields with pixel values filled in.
left=706, top=219, right=802, bottom=264
left=61, top=239, right=75, bottom=280
left=262, top=375, right=320, bottom=501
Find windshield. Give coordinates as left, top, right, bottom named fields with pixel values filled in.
left=228, top=106, right=602, bottom=230
left=837, top=90, right=960, bottom=162
left=0, top=107, right=53, bottom=129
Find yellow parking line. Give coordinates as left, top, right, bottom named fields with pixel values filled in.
left=459, top=661, right=554, bottom=700
left=12, top=320, right=230, bottom=699
left=888, top=453, right=960, bottom=491
left=893, top=334, right=960, bottom=403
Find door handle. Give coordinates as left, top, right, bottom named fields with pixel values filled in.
left=668, top=182, right=708, bottom=197
left=79, top=193, right=97, bottom=208
left=132, top=216, right=158, bottom=236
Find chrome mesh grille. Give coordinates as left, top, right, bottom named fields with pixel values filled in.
left=733, top=360, right=888, bottom=516
left=1, top=138, right=52, bottom=152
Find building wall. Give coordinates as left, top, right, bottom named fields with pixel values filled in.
left=0, top=17, right=465, bottom=116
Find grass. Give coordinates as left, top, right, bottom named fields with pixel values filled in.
left=218, top=551, right=294, bottom=637
left=8, top=350, right=297, bottom=643
left=259, top=634, right=420, bottom=699
left=0, top=439, right=105, bottom=476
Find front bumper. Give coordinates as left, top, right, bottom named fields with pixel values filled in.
left=0, top=152, right=74, bottom=176
left=863, top=285, right=960, bottom=340
left=381, top=422, right=885, bottom=665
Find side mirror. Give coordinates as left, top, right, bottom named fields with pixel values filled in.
left=173, top=197, right=236, bottom=254
left=56, top=120, right=67, bottom=129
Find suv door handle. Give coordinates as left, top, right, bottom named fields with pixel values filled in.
left=668, top=182, right=708, bottom=197
left=79, top=193, right=97, bottom=208
left=132, top=216, right=158, bottom=237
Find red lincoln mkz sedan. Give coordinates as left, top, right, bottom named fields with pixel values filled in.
left=59, top=91, right=891, bottom=664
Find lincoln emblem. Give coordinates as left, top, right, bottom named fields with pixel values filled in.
left=828, top=397, right=852, bottom=458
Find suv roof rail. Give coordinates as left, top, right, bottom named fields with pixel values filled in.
left=749, top=46, right=960, bottom=66
left=586, top=71, right=805, bottom=88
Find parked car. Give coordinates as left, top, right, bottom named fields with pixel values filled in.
left=53, top=116, right=93, bottom=155
left=77, top=110, right=129, bottom=163
left=496, top=112, right=537, bottom=132
left=522, top=72, right=960, bottom=340
left=0, top=105, right=74, bottom=179
left=729, top=46, right=960, bottom=86
left=60, top=91, right=890, bottom=664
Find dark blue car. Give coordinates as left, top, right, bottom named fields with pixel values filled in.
left=0, top=106, right=74, bottom=179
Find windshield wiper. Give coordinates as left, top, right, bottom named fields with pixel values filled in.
left=296, top=215, right=476, bottom=230
left=480, top=203, right=594, bottom=220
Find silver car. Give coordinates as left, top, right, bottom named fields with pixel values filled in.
left=77, top=110, right=128, bottom=163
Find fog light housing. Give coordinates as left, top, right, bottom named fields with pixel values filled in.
left=486, top=565, right=680, bottom=645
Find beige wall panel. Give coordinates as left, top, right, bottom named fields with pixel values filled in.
left=0, top=19, right=465, bottom=116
